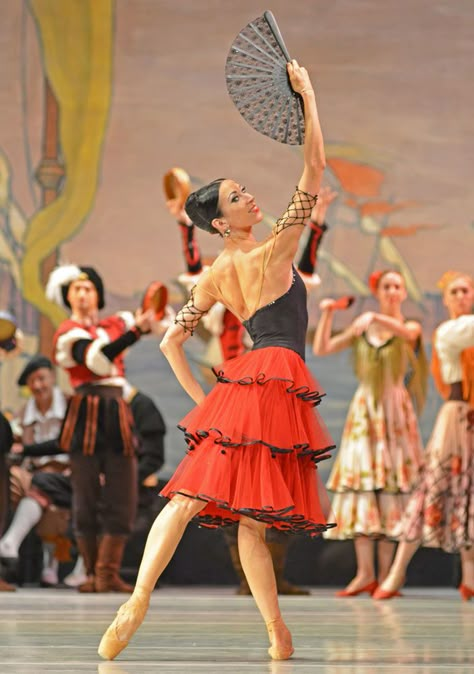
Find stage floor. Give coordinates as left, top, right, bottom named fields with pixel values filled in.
left=0, top=587, right=473, bottom=673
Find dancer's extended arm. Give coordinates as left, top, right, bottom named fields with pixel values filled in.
left=313, top=299, right=353, bottom=355
left=351, top=313, right=421, bottom=344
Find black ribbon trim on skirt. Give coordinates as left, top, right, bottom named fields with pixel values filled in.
left=212, top=369, right=325, bottom=407
left=177, top=424, right=335, bottom=464
left=167, top=490, right=337, bottom=537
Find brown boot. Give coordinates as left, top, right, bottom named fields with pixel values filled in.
left=95, top=535, right=134, bottom=593
left=76, top=536, right=98, bottom=593
left=228, top=542, right=251, bottom=595
left=267, top=542, right=310, bottom=596
left=0, top=577, right=16, bottom=592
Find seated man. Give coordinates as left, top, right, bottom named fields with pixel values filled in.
left=0, top=356, right=72, bottom=588
left=0, top=410, right=14, bottom=591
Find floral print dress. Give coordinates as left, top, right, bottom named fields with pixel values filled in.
left=324, top=332, right=426, bottom=540
left=396, top=315, right=474, bottom=551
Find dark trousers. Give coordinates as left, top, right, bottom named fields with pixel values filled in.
left=71, top=452, right=137, bottom=538
left=31, top=472, right=73, bottom=509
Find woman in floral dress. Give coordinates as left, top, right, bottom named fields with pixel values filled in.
left=374, top=271, right=474, bottom=600
left=313, top=270, right=427, bottom=596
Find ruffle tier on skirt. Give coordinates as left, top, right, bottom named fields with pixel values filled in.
left=160, top=346, right=336, bottom=536
left=394, top=401, right=474, bottom=552
left=324, top=382, right=424, bottom=539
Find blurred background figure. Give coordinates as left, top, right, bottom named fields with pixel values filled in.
left=314, top=269, right=427, bottom=596
left=0, top=355, right=74, bottom=589
left=374, top=271, right=474, bottom=600
left=46, top=263, right=169, bottom=592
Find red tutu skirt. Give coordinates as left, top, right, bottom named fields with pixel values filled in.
left=161, top=346, right=336, bottom=536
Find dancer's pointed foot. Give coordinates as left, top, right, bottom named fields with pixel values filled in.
left=98, top=587, right=150, bottom=660
left=266, top=617, right=294, bottom=660
left=335, top=579, right=378, bottom=597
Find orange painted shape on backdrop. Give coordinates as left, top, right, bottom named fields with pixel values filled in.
left=381, top=223, right=440, bottom=237
left=359, top=200, right=418, bottom=217
left=327, top=158, right=385, bottom=198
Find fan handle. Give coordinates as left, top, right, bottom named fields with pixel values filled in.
left=263, top=10, right=292, bottom=62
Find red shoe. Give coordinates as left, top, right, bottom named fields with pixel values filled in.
left=459, top=584, right=474, bottom=601
left=335, top=580, right=378, bottom=597
left=372, top=586, right=401, bottom=600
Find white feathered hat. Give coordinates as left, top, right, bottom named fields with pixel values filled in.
left=46, top=264, right=105, bottom=309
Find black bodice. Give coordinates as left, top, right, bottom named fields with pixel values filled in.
left=243, top=267, right=308, bottom=361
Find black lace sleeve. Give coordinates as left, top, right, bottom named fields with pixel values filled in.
left=174, top=286, right=210, bottom=336
left=274, top=187, right=318, bottom=235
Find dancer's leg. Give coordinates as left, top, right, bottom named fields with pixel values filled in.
left=377, top=539, right=396, bottom=584
left=460, top=547, right=474, bottom=588
left=377, top=540, right=419, bottom=592
left=341, top=536, right=376, bottom=593
left=238, top=517, right=293, bottom=660
left=0, top=497, right=43, bottom=560
left=134, top=495, right=204, bottom=592
left=98, top=494, right=205, bottom=660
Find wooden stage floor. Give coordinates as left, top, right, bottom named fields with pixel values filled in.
left=0, top=587, right=473, bottom=673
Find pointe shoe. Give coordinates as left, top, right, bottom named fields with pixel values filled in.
left=98, top=588, right=150, bottom=660
left=335, top=580, right=378, bottom=597
left=459, top=584, right=474, bottom=601
left=266, top=617, right=294, bottom=661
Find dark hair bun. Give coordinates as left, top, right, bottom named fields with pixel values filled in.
left=185, top=179, right=225, bottom=234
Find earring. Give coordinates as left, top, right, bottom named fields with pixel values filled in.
left=223, top=228, right=231, bottom=238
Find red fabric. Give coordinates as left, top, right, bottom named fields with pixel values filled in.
left=219, top=310, right=246, bottom=361
left=53, top=316, right=128, bottom=389
left=161, top=346, right=335, bottom=536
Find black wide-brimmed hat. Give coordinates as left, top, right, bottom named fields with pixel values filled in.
left=225, top=11, right=305, bottom=145
left=17, top=355, right=53, bottom=387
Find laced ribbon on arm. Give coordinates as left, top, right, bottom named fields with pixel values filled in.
left=174, top=286, right=210, bottom=336
left=274, top=187, right=318, bottom=235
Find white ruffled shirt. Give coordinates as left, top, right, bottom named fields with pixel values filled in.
left=21, top=386, right=68, bottom=467
left=434, top=315, right=474, bottom=384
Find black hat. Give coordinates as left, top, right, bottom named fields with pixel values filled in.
left=17, top=355, right=53, bottom=387
left=46, top=264, right=105, bottom=310
left=62, top=267, right=105, bottom=310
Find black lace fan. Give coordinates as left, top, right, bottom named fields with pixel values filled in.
left=225, top=10, right=305, bottom=145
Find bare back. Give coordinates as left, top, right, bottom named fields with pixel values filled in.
left=206, top=187, right=316, bottom=322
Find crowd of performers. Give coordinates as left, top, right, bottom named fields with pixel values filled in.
left=0, top=60, right=472, bottom=665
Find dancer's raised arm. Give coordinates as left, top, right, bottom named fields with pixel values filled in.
left=271, top=60, right=325, bottom=262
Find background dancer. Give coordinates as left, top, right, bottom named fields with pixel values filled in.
left=314, top=269, right=427, bottom=596
left=374, top=271, right=474, bottom=600
left=47, top=264, right=153, bottom=593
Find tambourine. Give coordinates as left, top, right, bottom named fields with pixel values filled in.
left=333, top=296, right=355, bottom=311
left=142, top=281, right=168, bottom=320
left=162, top=167, right=191, bottom=209
left=0, top=310, right=17, bottom=351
